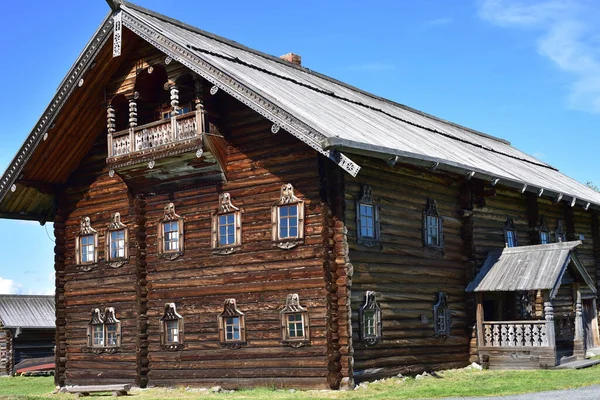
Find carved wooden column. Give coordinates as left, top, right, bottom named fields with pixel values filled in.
left=475, top=293, right=484, bottom=347
left=170, top=84, right=179, bottom=141
left=129, top=98, right=137, bottom=151
left=543, top=291, right=557, bottom=365
left=574, top=285, right=585, bottom=359
left=107, top=104, right=116, bottom=157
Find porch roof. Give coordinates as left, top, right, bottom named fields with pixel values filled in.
left=466, top=241, right=596, bottom=299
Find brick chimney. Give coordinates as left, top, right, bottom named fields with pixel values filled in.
left=280, top=53, right=302, bottom=66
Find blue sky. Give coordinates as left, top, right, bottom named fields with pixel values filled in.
left=0, top=0, right=599, bottom=294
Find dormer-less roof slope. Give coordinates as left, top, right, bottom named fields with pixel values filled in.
left=1, top=1, right=599, bottom=223
left=0, top=295, right=55, bottom=329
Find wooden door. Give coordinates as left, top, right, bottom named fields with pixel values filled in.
left=583, top=299, right=598, bottom=351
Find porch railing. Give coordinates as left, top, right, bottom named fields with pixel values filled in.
left=482, top=321, right=549, bottom=347
left=108, top=111, right=203, bottom=158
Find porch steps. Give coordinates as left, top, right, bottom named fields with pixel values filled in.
left=554, top=359, right=600, bottom=369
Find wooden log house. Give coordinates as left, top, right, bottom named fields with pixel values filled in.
left=1, top=0, right=600, bottom=389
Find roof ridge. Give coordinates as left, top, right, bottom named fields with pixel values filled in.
left=121, top=2, right=513, bottom=147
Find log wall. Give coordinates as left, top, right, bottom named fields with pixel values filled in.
left=346, top=157, right=471, bottom=381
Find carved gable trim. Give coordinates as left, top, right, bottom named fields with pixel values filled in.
left=271, top=183, right=305, bottom=250
left=89, top=308, right=104, bottom=325
left=161, top=202, right=181, bottom=222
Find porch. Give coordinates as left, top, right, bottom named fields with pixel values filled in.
left=467, top=241, right=598, bottom=369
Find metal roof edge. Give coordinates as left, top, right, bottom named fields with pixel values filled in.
left=0, top=12, right=115, bottom=210
left=324, top=137, right=600, bottom=211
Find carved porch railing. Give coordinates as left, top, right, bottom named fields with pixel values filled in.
left=482, top=321, right=549, bottom=347
left=108, top=111, right=203, bottom=158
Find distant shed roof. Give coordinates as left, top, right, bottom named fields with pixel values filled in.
left=0, top=295, right=55, bottom=329
left=466, top=241, right=596, bottom=299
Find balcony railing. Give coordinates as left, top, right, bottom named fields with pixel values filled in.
left=482, top=321, right=549, bottom=347
left=108, top=111, right=203, bottom=158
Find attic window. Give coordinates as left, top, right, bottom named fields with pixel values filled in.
left=555, top=219, right=566, bottom=243
left=76, top=217, right=98, bottom=267
left=538, top=216, right=550, bottom=244
left=359, top=291, right=382, bottom=345
left=423, top=199, right=444, bottom=253
left=503, top=217, right=517, bottom=247
left=106, top=212, right=129, bottom=268
left=218, top=299, right=246, bottom=349
left=271, top=184, right=305, bottom=250
left=160, top=303, right=184, bottom=350
left=87, top=307, right=121, bottom=354
left=280, top=294, right=310, bottom=347
left=356, top=184, right=380, bottom=247
left=211, top=193, right=242, bottom=255
left=158, top=203, right=184, bottom=260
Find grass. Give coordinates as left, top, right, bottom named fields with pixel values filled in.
left=2, top=366, right=600, bottom=400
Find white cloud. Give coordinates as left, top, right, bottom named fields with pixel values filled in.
left=478, top=0, right=600, bottom=113
left=0, top=277, right=22, bottom=294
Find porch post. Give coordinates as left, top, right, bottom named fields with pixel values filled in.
left=476, top=293, right=484, bottom=346
left=543, top=291, right=556, bottom=349
left=575, top=286, right=584, bottom=342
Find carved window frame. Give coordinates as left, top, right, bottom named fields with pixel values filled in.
left=433, top=292, right=451, bottom=338
left=359, top=291, right=382, bottom=345
left=157, top=203, right=184, bottom=260
left=105, top=212, right=129, bottom=268
left=280, top=294, right=310, bottom=347
left=87, top=307, right=121, bottom=354
left=538, top=216, right=550, bottom=244
left=356, top=184, right=380, bottom=247
left=503, top=217, right=518, bottom=247
left=160, top=303, right=184, bottom=350
left=271, top=183, right=305, bottom=250
left=75, top=217, right=99, bottom=269
left=211, top=193, right=242, bottom=255
left=555, top=219, right=567, bottom=243
left=422, top=199, right=444, bottom=253
left=217, top=299, right=246, bottom=349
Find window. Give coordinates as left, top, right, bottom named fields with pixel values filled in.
left=503, top=217, right=518, bottom=247
left=271, top=183, right=305, bottom=249
left=87, top=307, right=121, bottom=354
left=75, top=217, right=98, bottom=267
left=160, top=303, right=184, bottom=350
left=422, top=199, right=444, bottom=252
left=433, top=292, right=451, bottom=338
left=280, top=294, right=310, bottom=347
left=157, top=203, right=184, bottom=260
left=211, top=193, right=242, bottom=255
left=356, top=185, right=380, bottom=247
left=105, top=212, right=129, bottom=267
left=359, top=291, right=382, bottom=345
left=538, top=216, right=550, bottom=244
left=218, top=299, right=246, bottom=348
left=555, top=219, right=567, bottom=243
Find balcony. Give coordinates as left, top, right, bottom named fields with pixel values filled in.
left=106, top=110, right=227, bottom=192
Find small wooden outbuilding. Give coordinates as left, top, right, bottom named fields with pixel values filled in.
left=0, top=295, right=55, bottom=375
left=467, top=241, right=597, bottom=369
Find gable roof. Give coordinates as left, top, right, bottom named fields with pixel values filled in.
left=1, top=1, right=599, bottom=222
left=466, top=241, right=596, bottom=299
left=0, top=295, right=55, bottom=329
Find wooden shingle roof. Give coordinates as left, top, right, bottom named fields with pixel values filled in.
left=0, top=295, right=55, bottom=329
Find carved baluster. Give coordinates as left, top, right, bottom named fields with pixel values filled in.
left=484, top=325, right=492, bottom=346
left=170, top=84, right=179, bottom=140
left=129, top=99, right=137, bottom=153
left=492, top=324, right=500, bottom=347
left=107, top=105, right=116, bottom=157
left=540, top=324, right=548, bottom=346
left=524, top=324, right=532, bottom=346
left=532, top=324, right=540, bottom=346
left=508, top=324, right=515, bottom=346
left=515, top=324, right=523, bottom=346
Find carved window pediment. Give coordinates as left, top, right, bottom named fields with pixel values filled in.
left=211, top=193, right=242, bottom=255
left=555, top=219, right=567, bottom=243
left=423, top=199, right=444, bottom=254
left=218, top=299, right=246, bottom=348
left=76, top=216, right=99, bottom=269
left=87, top=307, right=121, bottom=354
left=359, top=291, right=382, bottom=345
left=271, top=183, right=305, bottom=250
left=157, top=203, right=184, bottom=260
left=356, top=185, right=381, bottom=248
left=503, top=216, right=517, bottom=247
left=105, top=212, right=129, bottom=268
left=160, top=303, right=184, bottom=350
left=433, top=292, right=451, bottom=338
left=280, top=294, right=310, bottom=347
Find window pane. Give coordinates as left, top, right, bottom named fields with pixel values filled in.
left=506, top=230, right=516, bottom=247
left=286, top=313, right=305, bottom=338
left=280, top=207, right=288, bottom=217
left=289, top=205, right=297, bottom=216
left=364, top=311, right=376, bottom=336
left=81, top=235, right=95, bottom=263
left=225, top=316, right=240, bottom=341
left=106, top=324, right=118, bottom=346
left=163, top=221, right=179, bottom=251
left=93, top=324, right=104, bottom=346
left=166, top=320, right=179, bottom=343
